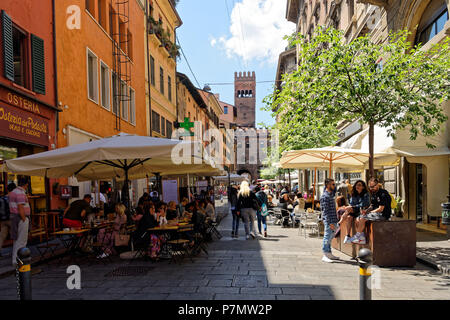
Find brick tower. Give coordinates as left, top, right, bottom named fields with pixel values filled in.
left=234, top=71, right=259, bottom=181
left=234, top=71, right=256, bottom=128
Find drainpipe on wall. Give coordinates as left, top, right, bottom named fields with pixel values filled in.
left=145, top=0, right=152, bottom=136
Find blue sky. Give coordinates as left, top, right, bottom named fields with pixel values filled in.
left=176, top=0, right=295, bottom=127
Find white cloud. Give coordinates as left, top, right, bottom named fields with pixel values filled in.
left=213, top=0, right=295, bottom=65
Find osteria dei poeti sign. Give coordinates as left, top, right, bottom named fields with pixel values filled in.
left=0, top=103, right=49, bottom=146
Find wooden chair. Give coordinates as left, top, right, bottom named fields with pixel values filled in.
left=32, top=213, right=48, bottom=243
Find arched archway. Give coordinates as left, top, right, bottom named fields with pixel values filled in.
left=237, top=169, right=252, bottom=182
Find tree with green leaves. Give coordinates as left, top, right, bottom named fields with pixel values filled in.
left=268, top=27, right=450, bottom=177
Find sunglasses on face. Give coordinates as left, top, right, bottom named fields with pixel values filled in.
left=369, top=185, right=377, bottom=189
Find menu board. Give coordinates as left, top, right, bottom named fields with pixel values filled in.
left=162, top=180, right=178, bottom=203
left=31, top=176, right=45, bottom=194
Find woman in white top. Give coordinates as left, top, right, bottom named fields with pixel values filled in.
left=204, top=199, right=216, bottom=222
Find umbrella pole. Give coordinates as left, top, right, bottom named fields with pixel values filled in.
left=313, top=167, right=317, bottom=204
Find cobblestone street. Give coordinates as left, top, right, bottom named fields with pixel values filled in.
left=0, top=202, right=448, bottom=300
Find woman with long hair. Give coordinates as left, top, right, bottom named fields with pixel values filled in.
left=97, top=203, right=128, bottom=258
left=236, top=180, right=257, bottom=240
left=339, top=180, right=370, bottom=244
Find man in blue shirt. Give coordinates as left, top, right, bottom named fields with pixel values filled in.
left=320, top=178, right=340, bottom=263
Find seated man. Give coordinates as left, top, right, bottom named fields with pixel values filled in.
left=63, top=194, right=92, bottom=228
left=352, top=178, right=392, bottom=244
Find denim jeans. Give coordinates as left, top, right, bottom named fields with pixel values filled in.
left=256, top=212, right=267, bottom=233
left=322, top=221, right=338, bottom=253
left=241, top=208, right=256, bottom=236
left=231, top=209, right=240, bottom=235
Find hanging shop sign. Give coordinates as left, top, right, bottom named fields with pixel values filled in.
left=0, top=103, right=49, bottom=146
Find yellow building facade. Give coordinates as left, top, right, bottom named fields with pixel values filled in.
left=142, top=0, right=182, bottom=138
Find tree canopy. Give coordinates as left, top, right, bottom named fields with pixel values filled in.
left=266, top=27, right=450, bottom=176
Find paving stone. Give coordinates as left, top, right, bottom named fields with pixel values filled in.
left=232, top=276, right=268, bottom=288
left=208, top=279, right=232, bottom=287
left=197, top=286, right=240, bottom=294
left=153, top=280, right=182, bottom=287
left=215, top=294, right=275, bottom=300
left=139, top=286, right=197, bottom=294
left=179, top=279, right=209, bottom=287
left=276, top=295, right=311, bottom=300
left=240, top=287, right=283, bottom=295
left=166, top=293, right=214, bottom=300
left=281, top=287, right=331, bottom=296
left=121, top=293, right=169, bottom=300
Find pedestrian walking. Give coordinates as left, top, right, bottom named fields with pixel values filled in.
left=9, top=177, right=31, bottom=267
left=236, top=181, right=257, bottom=240
left=229, top=185, right=240, bottom=238
left=0, top=183, right=16, bottom=258
left=255, top=186, right=269, bottom=237
left=320, top=178, right=341, bottom=263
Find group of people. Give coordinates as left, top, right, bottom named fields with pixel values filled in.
left=229, top=181, right=271, bottom=240
left=320, top=177, right=392, bottom=263
left=60, top=191, right=217, bottom=260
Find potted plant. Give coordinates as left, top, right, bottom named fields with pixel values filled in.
left=394, top=196, right=405, bottom=218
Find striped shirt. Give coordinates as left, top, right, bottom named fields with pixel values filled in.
left=8, top=186, right=30, bottom=216
left=320, top=189, right=338, bottom=224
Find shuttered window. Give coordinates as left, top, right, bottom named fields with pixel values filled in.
left=2, top=10, right=14, bottom=81
left=31, top=34, right=45, bottom=94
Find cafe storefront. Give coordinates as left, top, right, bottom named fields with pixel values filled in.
left=0, top=86, right=58, bottom=211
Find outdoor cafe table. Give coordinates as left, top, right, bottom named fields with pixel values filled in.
left=147, top=223, right=193, bottom=258
left=52, top=229, right=90, bottom=264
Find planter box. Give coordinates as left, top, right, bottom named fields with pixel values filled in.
left=332, top=219, right=416, bottom=267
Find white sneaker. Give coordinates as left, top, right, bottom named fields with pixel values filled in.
left=352, top=233, right=366, bottom=244
left=246, top=235, right=250, bottom=240
left=351, top=233, right=362, bottom=244
left=250, top=232, right=255, bottom=239
left=322, top=255, right=334, bottom=263
left=343, top=236, right=353, bottom=244
left=356, top=236, right=366, bottom=244
left=327, top=252, right=340, bottom=260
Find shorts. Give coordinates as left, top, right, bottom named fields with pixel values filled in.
left=62, top=218, right=83, bottom=228
left=360, top=212, right=386, bottom=221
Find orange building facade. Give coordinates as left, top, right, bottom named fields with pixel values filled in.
left=53, top=0, right=147, bottom=206
left=0, top=1, right=58, bottom=211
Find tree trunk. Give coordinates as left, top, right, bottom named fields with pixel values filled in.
left=369, top=122, right=375, bottom=178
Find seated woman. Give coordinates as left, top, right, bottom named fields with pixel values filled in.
left=97, top=203, right=128, bottom=258
left=338, top=180, right=370, bottom=244
left=204, top=199, right=216, bottom=222
left=178, top=197, right=189, bottom=218
left=166, top=201, right=178, bottom=221
left=156, top=203, right=168, bottom=226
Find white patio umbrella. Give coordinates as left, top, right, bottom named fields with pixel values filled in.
left=280, top=146, right=393, bottom=173
left=2, top=133, right=222, bottom=205
left=280, top=146, right=394, bottom=201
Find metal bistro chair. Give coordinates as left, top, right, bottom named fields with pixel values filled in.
left=300, top=212, right=321, bottom=238
left=269, top=207, right=282, bottom=225
left=167, top=225, right=195, bottom=264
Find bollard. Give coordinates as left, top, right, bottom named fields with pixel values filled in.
left=357, top=248, right=372, bottom=300
left=16, top=247, right=32, bottom=300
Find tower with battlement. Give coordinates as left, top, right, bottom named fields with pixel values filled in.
left=234, top=71, right=256, bottom=128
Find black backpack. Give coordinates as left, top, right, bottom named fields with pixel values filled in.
left=0, top=196, right=10, bottom=221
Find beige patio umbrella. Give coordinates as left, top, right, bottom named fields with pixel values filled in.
left=280, top=146, right=394, bottom=200
left=2, top=133, right=222, bottom=205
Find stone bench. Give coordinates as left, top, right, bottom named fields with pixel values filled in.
left=332, top=219, right=416, bottom=267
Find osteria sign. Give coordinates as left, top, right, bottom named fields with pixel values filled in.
left=0, top=103, right=49, bottom=146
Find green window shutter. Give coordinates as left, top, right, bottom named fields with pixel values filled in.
left=2, top=10, right=14, bottom=81
left=31, top=34, right=45, bottom=94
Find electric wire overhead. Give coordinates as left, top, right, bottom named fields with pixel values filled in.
left=177, top=36, right=202, bottom=88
